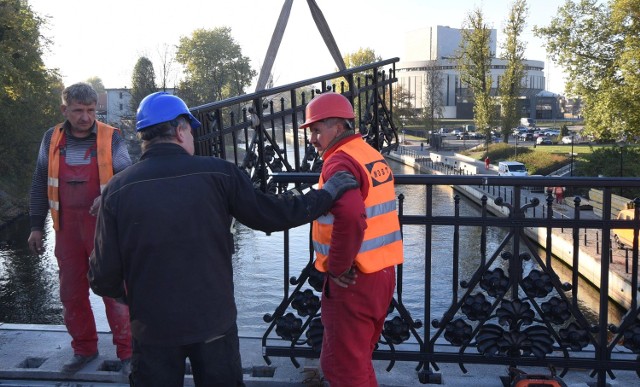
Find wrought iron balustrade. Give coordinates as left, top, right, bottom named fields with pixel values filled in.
left=266, top=174, right=640, bottom=386
left=190, top=59, right=640, bottom=385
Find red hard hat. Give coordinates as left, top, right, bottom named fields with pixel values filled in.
left=300, top=92, right=355, bottom=128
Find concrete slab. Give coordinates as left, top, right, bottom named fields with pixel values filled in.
left=1, top=324, right=638, bottom=386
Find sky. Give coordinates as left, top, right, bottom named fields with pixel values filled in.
left=29, top=0, right=570, bottom=94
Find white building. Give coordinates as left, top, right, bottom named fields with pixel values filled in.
left=105, top=88, right=134, bottom=126
left=396, top=25, right=559, bottom=120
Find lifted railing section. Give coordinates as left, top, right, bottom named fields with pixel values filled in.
left=263, top=174, right=640, bottom=386
left=191, top=58, right=399, bottom=192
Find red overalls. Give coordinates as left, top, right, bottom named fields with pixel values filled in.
left=54, top=134, right=132, bottom=359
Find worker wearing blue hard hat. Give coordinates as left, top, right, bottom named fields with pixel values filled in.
left=135, top=92, right=201, bottom=132
left=89, top=92, right=359, bottom=386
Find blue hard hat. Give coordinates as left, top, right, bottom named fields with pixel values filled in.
left=135, top=92, right=202, bottom=132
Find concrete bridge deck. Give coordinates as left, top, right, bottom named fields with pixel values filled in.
left=1, top=323, right=638, bottom=386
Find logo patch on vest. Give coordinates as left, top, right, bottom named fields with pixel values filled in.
left=365, top=159, right=393, bottom=186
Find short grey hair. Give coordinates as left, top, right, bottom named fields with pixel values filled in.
left=61, top=82, right=98, bottom=106
left=137, top=116, right=189, bottom=151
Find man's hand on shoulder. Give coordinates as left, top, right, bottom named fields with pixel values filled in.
left=321, top=171, right=359, bottom=201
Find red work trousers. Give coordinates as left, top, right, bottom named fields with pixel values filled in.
left=320, top=266, right=395, bottom=387
left=55, top=152, right=132, bottom=360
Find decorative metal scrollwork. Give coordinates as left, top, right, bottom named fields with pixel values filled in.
left=621, top=323, right=640, bottom=353
left=275, top=312, right=303, bottom=341
left=558, top=322, right=591, bottom=351
left=444, top=319, right=473, bottom=346
left=383, top=316, right=411, bottom=344
left=461, top=293, right=492, bottom=321
left=291, top=289, right=320, bottom=317
left=479, top=268, right=509, bottom=297
left=540, top=297, right=572, bottom=325
left=522, top=269, right=554, bottom=298
left=477, top=323, right=554, bottom=358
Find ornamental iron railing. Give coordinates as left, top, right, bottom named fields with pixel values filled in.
left=191, top=60, right=640, bottom=386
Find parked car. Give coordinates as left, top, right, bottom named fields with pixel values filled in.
left=561, top=135, right=574, bottom=144
left=543, top=129, right=561, bottom=137
left=456, top=132, right=470, bottom=140
left=536, top=136, right=553, bottom=145
left=519, top=132, right=534, bottom=141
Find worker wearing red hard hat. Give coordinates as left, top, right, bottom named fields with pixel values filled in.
left=301, top=92, right=404, bottom=386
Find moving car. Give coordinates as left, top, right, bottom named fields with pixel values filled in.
left=498, top=161, right=528, bottom=176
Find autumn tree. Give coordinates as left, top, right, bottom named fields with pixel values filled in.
left=85, top=76, right=105, bottom=93
left=458, top=8, right=494, bottom=141
left=422, top=61, right=445, bottom=133
left=0, top=0, right=63, bottom=210
left=333, top=47, right=381, bottom=92
left=534, top=0, right=640, bottom=140
left=130, top=56, right=157, bottom=112
left=498, top=0, right=528, bottom=143
left=391, top=85, right=414, bottom=127
left=175, top=27, right=256, bottom=106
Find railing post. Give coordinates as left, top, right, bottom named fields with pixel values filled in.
left=610, top=239, right=613, bottom=263
left=625, top=248, right=629, bottom=274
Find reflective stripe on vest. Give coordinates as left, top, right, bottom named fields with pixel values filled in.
left=47, top=122, right=117, bottom=231
left=313, top=137, right=403, bottom=274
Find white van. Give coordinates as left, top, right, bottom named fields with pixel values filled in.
left=498, top=161, right=528, bottom=176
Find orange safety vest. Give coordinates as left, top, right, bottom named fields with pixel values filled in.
left=313, top=138, right=403, bottom=274
left=47, top=121, right=117, bottom=231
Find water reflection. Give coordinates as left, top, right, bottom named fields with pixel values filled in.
left=0, top=218, right=61, bottom=324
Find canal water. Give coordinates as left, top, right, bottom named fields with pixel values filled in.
left=0, top=160, right=616, bottom=337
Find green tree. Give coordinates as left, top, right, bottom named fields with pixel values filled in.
left=0, top=0, right=63, bottom=211
left=333, top=47, right=381, bottom=91
left=534, top=0, right=640, bottom=141
left=175, top=27, right=256, bottom=106
left=130, top=56, right=157, bottom=112
left=498, top=0, right=528, bottom=143
left=85, top=76, right=105, bottom=93
left=458, top=8, right=494, bottom=141
left=422, top=61, right=444, bottom=133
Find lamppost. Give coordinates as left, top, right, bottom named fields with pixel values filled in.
left=619, top=143, right=624, bottom=196
left=570, top=133, right=575, bottom=176
left=514, top=134, right=518, bottom=159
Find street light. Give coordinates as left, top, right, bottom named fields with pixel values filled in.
left=619, top=143, right=624, bottom=196
left=570, top=133, right=575, bottom=176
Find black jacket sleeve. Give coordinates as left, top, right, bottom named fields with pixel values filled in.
left=228, top=166, right=333, bottom=233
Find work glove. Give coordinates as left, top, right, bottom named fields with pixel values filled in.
left=321, top=171, right=359, bottom=201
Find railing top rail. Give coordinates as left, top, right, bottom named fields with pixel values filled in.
left=272, top=172, right=640, bottom=188
left=189, top=57, right=400, bottom=113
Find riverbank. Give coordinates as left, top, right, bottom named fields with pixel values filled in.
left=386, top=146, right=640, bottom=311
